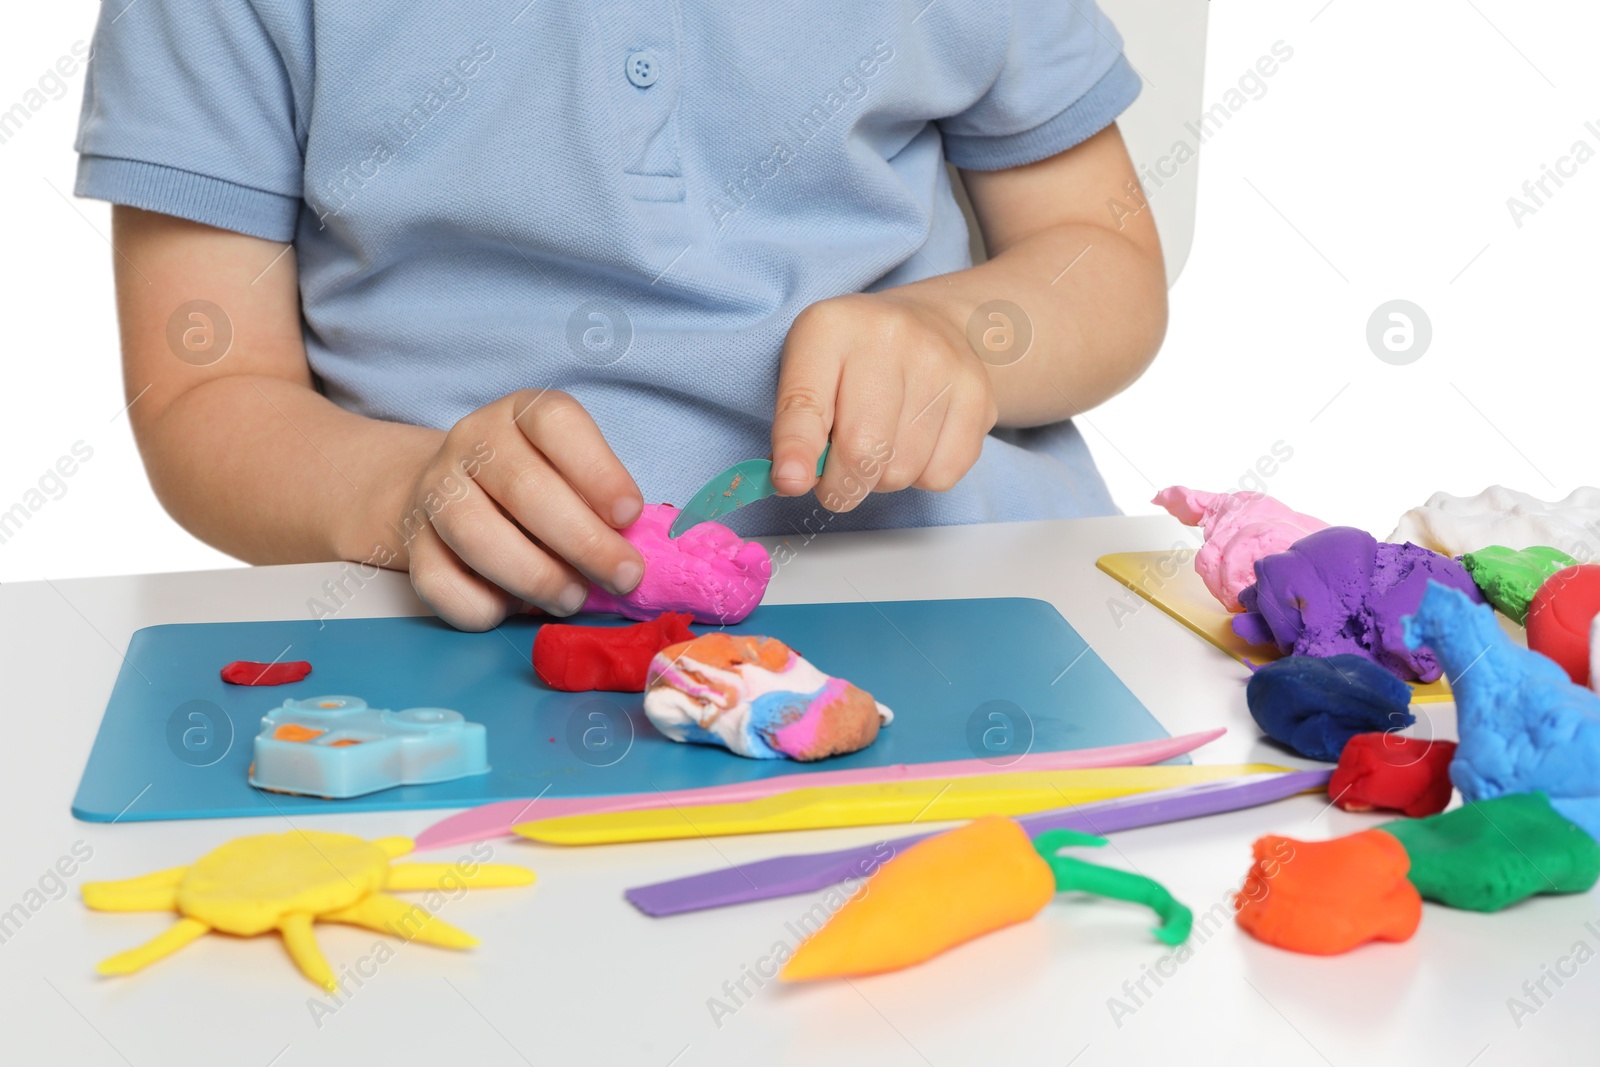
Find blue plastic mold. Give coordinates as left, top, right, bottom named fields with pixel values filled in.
left=249, top=695, right=489, bottom=799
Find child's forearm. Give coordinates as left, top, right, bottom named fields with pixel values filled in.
left=896, top=126, right=1167, bottom=429
left=135, top=374, right=440, bottom=566
left=898, top=217, right=1167, bottom=428
left=111, top=206, right=438, bottom=568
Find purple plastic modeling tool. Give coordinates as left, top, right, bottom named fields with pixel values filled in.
left=624, top=769, right=1332, bottom=917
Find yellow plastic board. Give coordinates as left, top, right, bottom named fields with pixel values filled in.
left=1096, top=551, right=1452, bottom=703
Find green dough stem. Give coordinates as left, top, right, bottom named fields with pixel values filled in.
left=1032, top=830, right=1194, bottom=946
left=1461, top=545, right=1577, bottom=624
left=1379, top=792, right=1600, bottom=912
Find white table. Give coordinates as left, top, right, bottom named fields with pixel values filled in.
left=1, top=517, right=1591, bottom=1066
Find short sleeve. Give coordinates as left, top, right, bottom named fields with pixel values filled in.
left=938, top=0, right=1141, bottom=172
left=75, top=1, right=306, bottom=242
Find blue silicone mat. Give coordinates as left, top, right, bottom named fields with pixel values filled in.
left=72, top=598, right=1175, bottom=822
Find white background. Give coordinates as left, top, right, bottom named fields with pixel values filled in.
left=2, top=0, right=1598, bottom=583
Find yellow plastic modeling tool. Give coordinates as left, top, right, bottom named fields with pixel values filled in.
left=81, top=832, right=535, bottom=991
left=512, top=764, right=1287, bottom=845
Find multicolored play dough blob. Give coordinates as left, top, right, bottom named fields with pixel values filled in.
left=1525, top=564, right=1600, bottom=687
left=1403, top=581, right=1600, bottom=839
left=1389, top=485, right=1600, bottom=557
left=1330, top=734, right=1456, bottom=818
left=643, top=633, right=892, bottom=760
left=1232, top=526, right=1483, bottom=683
left=581, top=503, right=771, bottom=624
left=1245, top=655, right=1414, bottom=763
left=1234, top=830, right=1421, bottom=955
left=1460, top=545, right=1577, bottom=625
left=1378, top=793, right=1600, bottom=912
left=1151, top=486, right=1328, bottom=612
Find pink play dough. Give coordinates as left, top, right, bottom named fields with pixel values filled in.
left=581, top=503, right=772, bottom=624
left=1153, top=486, right=1330, bottom=613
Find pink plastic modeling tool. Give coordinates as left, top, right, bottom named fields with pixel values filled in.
left=410, top=728, right=1225, bottom=851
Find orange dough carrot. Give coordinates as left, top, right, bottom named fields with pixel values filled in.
left=1234, top=829, right=1421, bottom=955
left=780, top=815, right=1056, bottom=981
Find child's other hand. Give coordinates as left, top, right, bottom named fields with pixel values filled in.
left=403, top=391, right=645, bottom=630
left=770, top=292, right=998, bottom=511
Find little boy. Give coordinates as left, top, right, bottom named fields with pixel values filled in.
left=76, top=1, right=1166, bottom=629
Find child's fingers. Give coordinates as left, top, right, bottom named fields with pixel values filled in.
left=508, top=389, right=643, bottom=528
left=816, top=354, right=903, bottom=513
left=914, top=383, right=997, bottom=492
left=428, top=474, right=594, bottom=615
left=409, top=527, right=521, bottom=632
left=772, top=308, right=842, bottom=496
left=872, top=373, right=957, bottom=494
left=472, top=436, right=643, bottom=597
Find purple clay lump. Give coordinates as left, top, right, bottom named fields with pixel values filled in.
left=1231, top=526, right=1483, bottom=683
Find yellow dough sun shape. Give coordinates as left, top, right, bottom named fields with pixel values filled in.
left=81, top=831, right=534, bottom=991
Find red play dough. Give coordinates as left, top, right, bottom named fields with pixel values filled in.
left=220, top=660, right=313, bottom=686
left=1330, top=733, right=1457, bottom=818
left=533, top=612, right=696, bottom=692
left=1525, top=564, right=1600, bottom=686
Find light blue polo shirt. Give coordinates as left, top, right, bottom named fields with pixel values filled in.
left=76, top=1, right=1140, bottom=536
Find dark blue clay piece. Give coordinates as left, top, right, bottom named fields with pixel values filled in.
left=1245, top=654, right=1414, bottom=762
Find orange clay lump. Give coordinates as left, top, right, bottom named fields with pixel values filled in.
left=780, top=816, right=1192, bottom=981
left=1234, top=829, right=1421, bottom=955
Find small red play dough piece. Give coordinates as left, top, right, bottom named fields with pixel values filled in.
left=1234, top=829, right=1421, bottom=955
left=1330, top=734, right=1458, bottom=818
left=221, top=660, right=313, bottom=686
left=1526, top=564, right=1600, bottom=686
left=533, top=612, right=696, bottom=692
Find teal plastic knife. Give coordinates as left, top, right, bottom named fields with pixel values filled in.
left=669, top=445, right=829, bottom=538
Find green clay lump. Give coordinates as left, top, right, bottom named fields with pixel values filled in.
left=1461, top=545, right=1577, bottom=625
left=1378, top=792, right=1600, bottom=912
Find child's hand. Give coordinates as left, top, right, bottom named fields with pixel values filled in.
left=770, top=292, right=999, bottom=511
left=402, top=390, right=645, bottom=630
